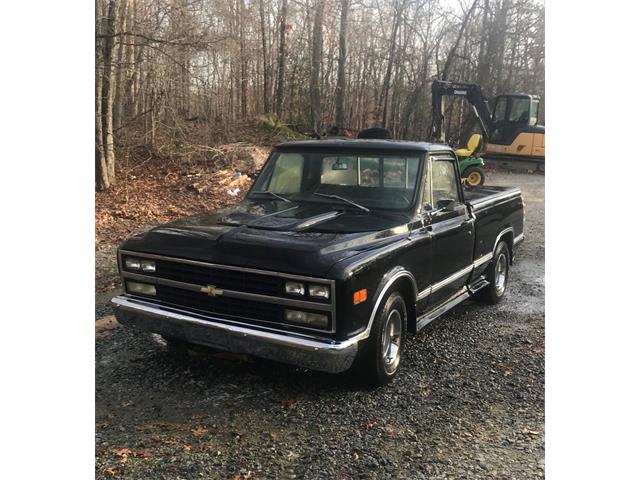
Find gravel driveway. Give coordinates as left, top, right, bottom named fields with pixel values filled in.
left=95, top=170, right=545, bottom=479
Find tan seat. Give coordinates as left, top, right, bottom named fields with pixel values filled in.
left=455, top=133, right=482, bottom=158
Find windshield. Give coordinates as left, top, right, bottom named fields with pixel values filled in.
left=250, top=151, right=423, bottom=210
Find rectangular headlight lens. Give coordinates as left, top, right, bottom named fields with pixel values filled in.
left=308, top=284, right=330, bottom=299
left=125, top=257, right=141, bottom=270
left=284, top=310, right=328, bottom=328
left=141, top=260, right=156, bottom=273
left=285, top=281, right=305, bottom=296
left=126, top=281, right=156, bottom=296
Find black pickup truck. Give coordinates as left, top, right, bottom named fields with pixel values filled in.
left=113, top=139, right=524, bottom=385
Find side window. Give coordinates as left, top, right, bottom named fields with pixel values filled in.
left=493, top=97, right=508, bottom=122
left=431, top=160, right=460, bottom=206
left=508, top=98, right=531, bottom=123
left=530, top=99, right=539, bottom=125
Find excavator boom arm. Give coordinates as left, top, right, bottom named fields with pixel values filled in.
left=430, top=80, right=493, bottom=143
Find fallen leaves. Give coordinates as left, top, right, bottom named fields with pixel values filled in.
left=286, top=451, right=300, bottom=461
left=135, top=450, right=152, bottom=459
left=101, top=466, right=118, bottom=477
left=96, top=156, right=265, bottom=247
left=417, top=383, right=432, bottom=398
left=281, top=398, right=300, bottom=408
left=160, top=438, right=194, bottom=452
left=111, top=448, right=132, bottom=464
left=134, top=422, right=188, bottom=432
left=108, top=447, right=152, bottom=469
left=95, top=316, right=121, bottom=340
left=191, top=425, right=208, bottom=437
left=497, top=362, right=514, bottom=377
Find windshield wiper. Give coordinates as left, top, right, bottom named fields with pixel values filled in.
left=313, top=193, right=370, bottom=212
left=252, top=191, right=291, bottom=203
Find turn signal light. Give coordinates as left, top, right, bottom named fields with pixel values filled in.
left=353, top=289, right=367, bottom=305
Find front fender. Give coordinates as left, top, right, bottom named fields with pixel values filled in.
left=344, top=266, right=418, bottom=344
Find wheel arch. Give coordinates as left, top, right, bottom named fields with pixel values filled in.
left=495, top=227, right=515, bottom=264
left=365, top=267, right=417, bottom=339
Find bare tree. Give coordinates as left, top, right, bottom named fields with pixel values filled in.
left=335, top=0, right=350, bottom=129
left=96, top=0, right=118, bottom=190
left=275, top=0, right=288, bottom=119
left=441, top=0, right=480, bottom=81
left=310, top=0, right=325, bottom=132
left=95, top=0, right=544, bottom=189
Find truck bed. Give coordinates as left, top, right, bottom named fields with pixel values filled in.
left=464, top=185, right=521, bottom=207
left=464, top=184, right=524, bottom=282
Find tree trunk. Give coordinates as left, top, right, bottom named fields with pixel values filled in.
left=259, top=0, right=270, bottom=113
left=238, top=0, right=248, bottom=118
left=378, top=0, right=405, bottom=127
left=335, top=0, right=350, bottom=129
left=96, top=0, right=118, bottom=190
left=310, top=0, right=325, bottom=132
left=441, top=0, right=479, bottom=81
left=96, top=0, right=108, bottom=190
left=275, top=0, right=288, bottom=119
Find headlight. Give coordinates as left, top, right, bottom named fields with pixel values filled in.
left=308, top=284, right=330, bottom=299
left=285, top=281, right=305, bottom=296
left=141, top=260, right=156, bottom=273
left=284, top=309, right=328, bottom=328
left=125, top=257, right=141, bottom=270
left=126, top=281, right=156, bottom=296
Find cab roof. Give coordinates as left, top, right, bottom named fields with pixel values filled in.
left=275, top=138, right=452, bottom=153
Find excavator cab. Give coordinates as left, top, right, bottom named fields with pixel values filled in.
left=489, top=94, right=540, bottom=144
left=485, top=93, right=544, bottom=161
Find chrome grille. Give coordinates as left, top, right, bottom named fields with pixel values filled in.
left=153, top=259, right=282, bottom=296
left=119, top=250, right=335, bottom=333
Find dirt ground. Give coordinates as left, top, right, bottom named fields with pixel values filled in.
left=95, top=169, right=544, bottom=479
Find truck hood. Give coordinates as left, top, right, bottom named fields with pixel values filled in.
left=120, top=199, right=413, bottom=276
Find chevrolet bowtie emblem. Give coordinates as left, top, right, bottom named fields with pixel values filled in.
left=200, top=285, right=224, bottom=297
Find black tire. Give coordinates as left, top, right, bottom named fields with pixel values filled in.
left=162, top=336, right=191, bottom=357
left=351, top=291, right=407, bottom=386
left=357, top=127, right=392, bottom=139
left=462, top=166, right=485, bottom=186
left=476, top=240, right=510, bottom=304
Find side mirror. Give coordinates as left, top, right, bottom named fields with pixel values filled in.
left=424, top=198, right=457, bottom=220
left=436, top=198, right=456, bottom=211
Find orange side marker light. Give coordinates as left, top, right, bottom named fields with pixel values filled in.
left=353, top=289, right=368, bottom=305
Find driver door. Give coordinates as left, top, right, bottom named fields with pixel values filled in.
left=424, top=155, right=475, bottom=307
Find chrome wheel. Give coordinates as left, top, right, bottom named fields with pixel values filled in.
left=494, top=252, right=508, bottom=296
left=381, top=309, right=402, bottom=375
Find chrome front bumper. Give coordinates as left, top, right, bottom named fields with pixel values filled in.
left=111, top=296, right=359, bottom=373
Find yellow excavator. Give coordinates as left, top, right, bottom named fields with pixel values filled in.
left=430, top=80, right=545, bottom=167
